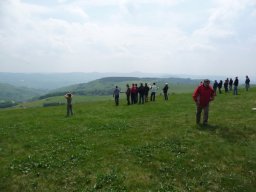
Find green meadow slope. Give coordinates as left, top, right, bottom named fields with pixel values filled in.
left=14, top=95, right=113, bottom=109
left=0, top=88, right=255, bottom=191
left=44, top=77, right=200, bottom=98
left=0, top=83, right=44, bottom=102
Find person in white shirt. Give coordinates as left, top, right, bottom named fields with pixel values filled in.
left=150, top=83, right=157, bottom=101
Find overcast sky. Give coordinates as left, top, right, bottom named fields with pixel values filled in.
left=0, top=0, right=256, bottom=77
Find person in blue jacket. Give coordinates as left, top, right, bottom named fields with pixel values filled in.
left=113, top=86, right=121, bottom=106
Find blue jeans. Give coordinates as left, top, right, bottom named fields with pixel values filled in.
left=150, top=92, right=156, bottom=101
left=114, top=95, right=119, bottom=105
left=245, top=84, right=249, bottom=91
left=139, top=94, right=144, bottom=104
left=233, top=86, right=238, bottom=95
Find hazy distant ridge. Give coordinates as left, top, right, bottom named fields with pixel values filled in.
left=0, top=72, right=238, bottom=91
left=1, top=72, right=252, bottom=102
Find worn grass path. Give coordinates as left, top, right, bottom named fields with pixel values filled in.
left=0, top=88, right=255, bottom=191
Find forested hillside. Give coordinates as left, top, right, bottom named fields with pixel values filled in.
left=41, top=77, right=201, bottom=99
left=0, top=76, right=201, bottom=104
left=0, top=83, right=44, bottom=102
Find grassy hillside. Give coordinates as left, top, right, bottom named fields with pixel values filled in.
left=14, top=95, right=113, bottom=109
left=0, top=87, right=255, bottom=191
left=1, top=76, right=197, bottom=103
left=0, top=82, right=45, bottom=102
left=44, top=77, right=200, bottom=98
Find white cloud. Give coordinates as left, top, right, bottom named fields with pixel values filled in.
left=252, top=9, right=256, bottom=16
left=0, top=0, right=255, bottom=77
left=66, top=6, right=89, bottom=19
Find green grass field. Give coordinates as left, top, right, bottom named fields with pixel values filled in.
left=14, top=95, right=113, bottom=109
left=0, top=88, right=255, bottom=191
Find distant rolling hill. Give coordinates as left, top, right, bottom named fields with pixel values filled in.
left=0, top=72, right=212, bottom=91
left=0, top=72, right=108, bottom=90
left=39, top=77, right=201, bottom=99
left=0, top=76, right=202, bottom=104
left=0, top=72, right=179, bottom=90
left=0, top=82, right=45, bottom=102
left=1, top=72, right=254, bottom=92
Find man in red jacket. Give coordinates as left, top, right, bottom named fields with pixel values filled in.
left=192, top=79, right=215, bottom=125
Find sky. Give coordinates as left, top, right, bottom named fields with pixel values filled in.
left=0, top=0, right=256, bottom=77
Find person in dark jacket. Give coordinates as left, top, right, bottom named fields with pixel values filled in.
left=144, top=83, right=150, bottom=102
left=163, top=83, right=169, bottom=100
left=138, top=83, right=145, bottom=104
left=245, top=75, right=250, bottom=91
left=229, top=78, right=233, bottom=91
left=134, top=84, right=138, bottom=104
left=218, top=80, right=223, bottom=94
left=64, top=92, right=73, bottom=116
left=192, top=79, right=215, bottom=125
left=233, top=77, right=239, bottom=95
left=126, top=84, right=131, bottom=105
left=224, top=78, right=229, bottom=93
left=213, top=80, right=218, bottom=94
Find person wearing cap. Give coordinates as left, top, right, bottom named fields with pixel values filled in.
left=192, top=79, right=215, bottom=125
left=64, top=92, right=73, bottom=116
left=163, top=83, right=169, bottom=100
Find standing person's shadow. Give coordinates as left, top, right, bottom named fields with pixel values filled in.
left=196, top=124, right=219, bottom=132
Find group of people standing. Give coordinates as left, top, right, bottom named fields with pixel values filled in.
left=113, top=82, right=169, bottom=106
left=64, top=82, right=169, bottom=116
left=64, top=75, right=251, bottom=123
left=212, top=75, right=250, bottom=95
left=193, top=75, right=251, bottom=126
